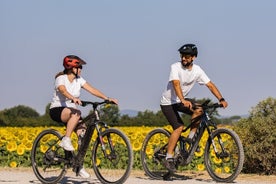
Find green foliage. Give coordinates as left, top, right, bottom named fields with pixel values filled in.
left=234, top=97, right=276, bottom=175
left=119, top=110, right=168, bottom=126
left=0, top=105, right=39, bottom=126
left=0, top=104, right=59, bottom=127
left=100, top=104, right=120, bottom=125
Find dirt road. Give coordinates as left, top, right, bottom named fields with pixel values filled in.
left=0, top=168, right=275, bottom=184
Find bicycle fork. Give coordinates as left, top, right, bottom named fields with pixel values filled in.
left=96, top=124, right=117, bottom=161
left=209, top=133, right=229, bottom=159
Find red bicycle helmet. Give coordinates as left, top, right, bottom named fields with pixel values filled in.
left=63, top=55, right=86, bottom=69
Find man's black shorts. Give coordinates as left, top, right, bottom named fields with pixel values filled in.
left=160, top=99, right=195, bottom=130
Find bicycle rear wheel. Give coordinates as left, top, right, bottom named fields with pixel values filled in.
left=92, top=128, right=133, bottom=184
left=204, top=128, right=244, bottom=182
left=140, top=128, right=170, bottom=179
left=31, top=129, right=67, bottom=184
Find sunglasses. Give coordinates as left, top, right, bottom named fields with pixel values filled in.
left=76, top=65, right=83, bottom=69
left=180, top=54, right=193, bottom=60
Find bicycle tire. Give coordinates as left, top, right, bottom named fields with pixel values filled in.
left=204, top=128, right=244, bottom=182
left=140, top=128, right=171, bottom=179
left=31, top=129, right=66, bottom=184
left=92, top=128, right=133, bottom=184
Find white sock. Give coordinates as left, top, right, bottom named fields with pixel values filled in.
left=188, top=131, right=195, bottom=139
left=63, top=136, right=71, bottom=141
left=166, top=153, right=173, bottom=160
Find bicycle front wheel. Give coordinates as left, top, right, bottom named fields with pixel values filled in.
left=204, top=128, right=244, bottom=182
left=140, top=128, right=170, bottom=179
left=31, top=129, right=66, bottom=184
left=92, top=128, right=133, bottom=184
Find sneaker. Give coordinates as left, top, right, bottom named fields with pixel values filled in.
left=79, top=168, right=90, bottom=178
left=164, top=158, right=176, bottom=172
left=59, top=137, right=74, bottom=151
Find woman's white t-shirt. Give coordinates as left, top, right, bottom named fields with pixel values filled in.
left=50, top=74, right=86, bottom=109
left=160, top=62, right=210, bottom=105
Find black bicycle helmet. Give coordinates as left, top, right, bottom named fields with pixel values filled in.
left=178, top=44, right=198, bottom=57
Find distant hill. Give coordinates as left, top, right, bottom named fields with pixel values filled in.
left=120, top=109, right=249, bottom=119
left=120, top=109, right=139, bottom=117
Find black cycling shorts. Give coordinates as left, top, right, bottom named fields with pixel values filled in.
left=160, top=99, right=195, bottom=130
left=49, top=107, right=66, bottom=124
left=49, top=107, right=82, bottom=124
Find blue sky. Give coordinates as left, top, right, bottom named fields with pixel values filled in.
left=1, top=0, right=275, bottom=117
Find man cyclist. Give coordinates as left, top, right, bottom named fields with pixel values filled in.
left=160, top=44, right=228, bottom=172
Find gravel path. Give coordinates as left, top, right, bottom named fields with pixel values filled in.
left=0, top=168, right=275, bottom=184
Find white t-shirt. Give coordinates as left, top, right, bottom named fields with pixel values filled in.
left=160, top=62, right=210, bottom=105
left=50, top=74, right=86, bottom=109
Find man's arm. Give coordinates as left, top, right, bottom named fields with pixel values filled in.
left=206, top=81, right=228, bottom=108
left=172, top=80, right=193, bottom=109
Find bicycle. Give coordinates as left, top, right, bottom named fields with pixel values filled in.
left=140, top=99, right=244, bottom=182
left=31, top=100, right=133, bottom=184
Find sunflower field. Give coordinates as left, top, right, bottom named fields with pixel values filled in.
left=0, top=125, right=231, bottom=171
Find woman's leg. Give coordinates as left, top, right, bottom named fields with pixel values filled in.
left=60, top=108, right=81, bottom=137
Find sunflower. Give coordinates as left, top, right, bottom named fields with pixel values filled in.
left=17, top=144, right=25, bottom=156
left=40, top=144, right=48, bottom=153
left=9, top=161, right=17, bottom=168
left=197, top=163, right=205, bottom=171
left=132, top=140, right=142, bottom=151
left=96, top=158, right=101, bottom=166
left=92, top=131, right=98, bottom=141
left=145, top=146, right=154, bottom=156
left=224, top=166, right=231, bottom=173
left=194, top=146, right=204, bottom=157
left=215, top=167, right=222, bottom=174
left=6, top=141, right=17, bottom=152
left=210, top=149, right=216, bottom=157
left=24, top=141, right=33, bottom=151
left=213, top=156, right=222, bottom=164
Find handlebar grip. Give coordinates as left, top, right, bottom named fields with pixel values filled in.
left=213, top=103, right=223, bottom=108
left=105, top=99, right=116, bottom=105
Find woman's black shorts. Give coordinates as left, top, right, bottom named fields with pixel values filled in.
left=49, top=107, right=66, bottom=124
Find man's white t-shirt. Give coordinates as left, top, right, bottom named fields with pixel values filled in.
left=50, top=74, right=86, bottom=109
left=160, top=62, right=210, bottom=105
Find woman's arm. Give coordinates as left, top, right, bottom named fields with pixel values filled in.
left=82, top=82, right=118, bottom=104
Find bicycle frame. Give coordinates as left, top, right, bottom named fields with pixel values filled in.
left=70, top=101, right=113, bottom=175
left=176, top=102, right=221, bottom=166
left=32, top=100, right=133, bottom=184
left=141, top=100, right=244, bottom=182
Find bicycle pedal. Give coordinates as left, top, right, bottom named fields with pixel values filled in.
left=72, top=167, right=80, bottom=176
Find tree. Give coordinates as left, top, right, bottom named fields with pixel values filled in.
left=100, top=104, right=120, bottom=125
left=0, top=105, right=40, bottom=126
left=234, top=97, right=276, bottom=174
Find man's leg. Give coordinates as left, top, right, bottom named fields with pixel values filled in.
left=161, top=105, right=184, bottom=173
left=166, top=125, right=183, bottom=158
left=189, top=107, right=203, bottom=139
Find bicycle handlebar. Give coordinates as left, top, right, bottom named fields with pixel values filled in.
left=80, top=100, right=116, bottom=108
left=200, top=100, right=223, bottom=110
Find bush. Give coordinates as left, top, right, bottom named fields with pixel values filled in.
left=234, top=97, right=276, bottom=175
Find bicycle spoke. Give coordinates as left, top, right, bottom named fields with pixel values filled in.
left=92, top=128, right=133, bottom=184
left=31, top=130, right=66, bottom=184
left=141, top=128, right=170, bottom=179
left=204, top=128, right=244, bottom=182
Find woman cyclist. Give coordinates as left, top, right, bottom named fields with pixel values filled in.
left=49, top=55, right=118, bottom=178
